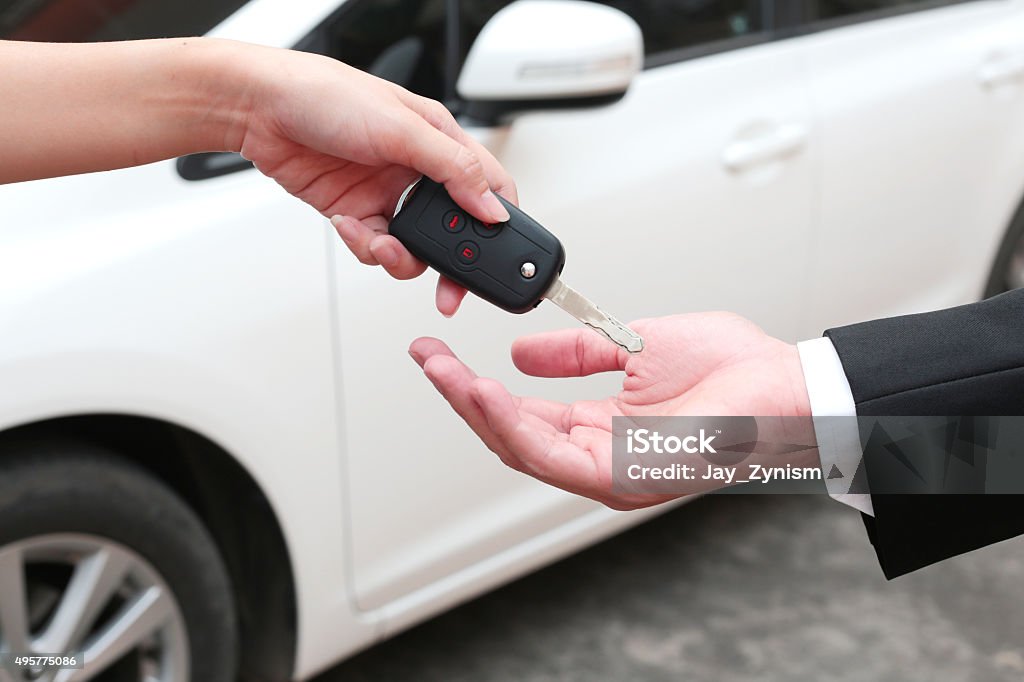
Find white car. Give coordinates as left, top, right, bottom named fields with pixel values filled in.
left=2, top=0, right=1023, bottom=679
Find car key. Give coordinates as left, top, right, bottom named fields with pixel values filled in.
left=389, top=178, right=644, bottom=354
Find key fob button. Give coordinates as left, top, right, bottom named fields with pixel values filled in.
left=388, top=179, right=565, bottom=313
left=473, top=219, right=502, bottom=239
left=443, top=210, right=466, bottom=233
left=456, top=240, right=480, bottom=265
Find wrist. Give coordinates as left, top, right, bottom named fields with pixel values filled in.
left=160, top=37, right=256, bottom=153
left=781, top=342, right=813, bottom=419
left=775, top=342, right=817, bottom=461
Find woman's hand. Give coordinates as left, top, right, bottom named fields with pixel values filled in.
left=0, top=38, right=516, bottom=316
left=235, top=44, right=517, bottom=315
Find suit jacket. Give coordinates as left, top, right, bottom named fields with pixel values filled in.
left=824, top=288, right=1024, bottom=578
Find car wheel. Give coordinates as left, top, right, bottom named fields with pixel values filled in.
left=0, top=444, right=238, bottom=682
left=984, top=199, right=1024, bottom=297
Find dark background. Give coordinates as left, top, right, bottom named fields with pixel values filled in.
left=317, top=494, right=1024, bottom=682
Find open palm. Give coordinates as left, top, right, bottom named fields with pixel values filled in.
left=411, top=313, right=811, bottom=509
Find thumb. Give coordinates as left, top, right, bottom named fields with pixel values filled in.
left=398, top=117, right=510, bottom=224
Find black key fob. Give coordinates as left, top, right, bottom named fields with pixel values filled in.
left=388, top=178, right=565, bottom=314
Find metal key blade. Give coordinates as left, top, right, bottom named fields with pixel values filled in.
left=544, top=279, right=644, bottom=354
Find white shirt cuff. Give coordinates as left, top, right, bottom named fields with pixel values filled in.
left=797, top=337, right=874, bottom=516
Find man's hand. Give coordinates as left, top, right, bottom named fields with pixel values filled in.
left=410, top=313, right=813, bottom=510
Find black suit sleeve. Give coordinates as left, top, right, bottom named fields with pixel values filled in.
left=824, top=289, right=1024, bottom=579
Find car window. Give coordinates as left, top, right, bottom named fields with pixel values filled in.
left=598, top=0, right=763, bottom=55
left=461, top=0, right=765, bottom=63
left=0, top=0, right=249, bottom=42
left=317, top=0, right=448, bottom=101
left=804, top=0, right=932, bottom=21
left=317, top=0, right=768, bottom=104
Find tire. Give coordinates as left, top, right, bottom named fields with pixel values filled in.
left=984, top=198, right=1024, bottom=297
left=0, top=443, right=238, bottom=682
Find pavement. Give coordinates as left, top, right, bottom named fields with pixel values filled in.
left=315, top=494, right=1024, bottom=682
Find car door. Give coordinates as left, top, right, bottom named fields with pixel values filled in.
left=328, top=0, right=819, bottom=611
left=796, top=0, right=1024, bottom=333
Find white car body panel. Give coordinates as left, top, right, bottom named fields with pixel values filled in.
left=1, top=0, right=1023, bottom=678
left=798, top=0, right=1024, bottom=332
left=0, top=164, right=374, bottom=671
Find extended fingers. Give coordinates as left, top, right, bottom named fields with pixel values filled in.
left=419, top=352, right=490, bottom=436
left=409, top=336, right=461, bottom=366
left=472, top=380, right=609, bottom=496
left=414, top=341, right=528, bottom=472
left=512, top=328, right=629, bottom=378
left=471, top=377, right=553, bottom=472
left=411, top=337, right=639, bottom=507
left=410, top=338, right=567, bottom=431
left=514, top=395, right=573, bottom=431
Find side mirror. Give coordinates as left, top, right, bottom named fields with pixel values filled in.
left=457, top=0, right=643, bottom=123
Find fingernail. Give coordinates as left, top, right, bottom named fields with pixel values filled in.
left=333, top=216, right=357, bottom=241
left=482, top=190, right=510, bottom=222
left=370, top=241, right=399, bottom=267
left=408, top=349, right=425, bottom=367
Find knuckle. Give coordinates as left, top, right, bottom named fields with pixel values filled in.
left=567, top=402, right=598, bottom=429
left=573, top=333, right=588, bottom=375
left=477, top=377, right=501, bottom=395
left=496, top=178, right=519, bottom=200
left=424, top=99, right=456, bottom=128
left=355, top=253, right=378, bottom=266
left=603, top=498, right=637, bottom=512
left=374, top=110, right=421, bottom=161
left=394, top=264, right=425, bottom=281
left=453, top=146, right=486, bottom=184
left=496, top=451, right=526, bottom=473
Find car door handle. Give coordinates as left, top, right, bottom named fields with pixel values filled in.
left=722, top=124, right=807, bottom=172
left=979, top=54, right=1024, bottom=89
left=177, top=152, right=254, bottom=181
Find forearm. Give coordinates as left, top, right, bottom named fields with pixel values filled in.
left=0, top=38, right=251, bottom=184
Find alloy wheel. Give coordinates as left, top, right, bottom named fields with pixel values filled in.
left=0, top=533, right=189, bottom=682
